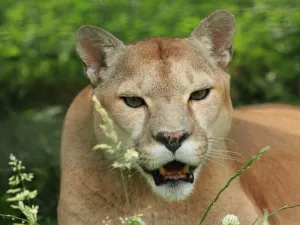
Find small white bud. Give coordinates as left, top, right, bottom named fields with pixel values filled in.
left=222, top=214, right=240, bottom=225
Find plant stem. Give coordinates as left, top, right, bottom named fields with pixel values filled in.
left=198, top=146, right=271, bottom=225
left=258, top=204, right=300, bottom=225
left=120, top=169, right=132, bottom=216
left=251, top=216, right=260, bottom=225
left=0, top=214, right=30, bottom=223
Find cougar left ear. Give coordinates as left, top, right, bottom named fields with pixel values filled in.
left=191, top=9, right=236, bottom=68
left=76, top=25, right=125, bottom=85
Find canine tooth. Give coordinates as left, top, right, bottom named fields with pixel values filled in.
left=182, top=164, right=190, bottom=174
left=159, top=167, right=166, bottom=176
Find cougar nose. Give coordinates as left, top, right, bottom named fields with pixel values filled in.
left=155, top=131, right=189, bottom=153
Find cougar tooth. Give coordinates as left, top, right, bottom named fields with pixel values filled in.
left=182, top=164, right=190, bottom=175
left=159, top=167, right=166, bottom=176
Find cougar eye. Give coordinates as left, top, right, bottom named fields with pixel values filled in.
left=122, top=97, right=145, bottom=108
left=189, top=89, right=210, bottom=101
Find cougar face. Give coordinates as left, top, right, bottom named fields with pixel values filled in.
left=76, top=10, right=235, bottom=201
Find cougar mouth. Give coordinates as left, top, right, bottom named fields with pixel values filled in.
left=143, top=161, right=196, bottom=186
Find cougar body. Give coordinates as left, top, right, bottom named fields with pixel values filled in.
left=58, top=9, right=300, bottom=225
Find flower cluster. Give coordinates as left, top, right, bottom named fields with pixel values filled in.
left=222, top=214, right=240, bottom=225
left=119, top=214, right=146, bottom=225
left=2, top=154, right=39, bottom=225
left=92, top=95, right=139, bottom=169
left=92, top=95, right=147, bottom=225
left=100, top=214, right=146, bottom=225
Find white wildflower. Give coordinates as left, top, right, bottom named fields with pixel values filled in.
left=92, top=95, right=118, bottom=143
left=124, top=148, right=139, bottom=161
left=16, top=201, right=39, bottom=222
left=9, top=154, right=16, bottom=162
left=2, top=154, right=39, bottom=225
left=93, top=144, right=113, bottom=151
left=92, top=95, right=139, bottom=170
left=118, top=214, right=145, bottom=225
left=7, top=190, right=37, bottom=202
left=6, top=188, right=22, bottom=194
left=21, top=172, right=34, bottom=182
left=9, top=175, right=20, bottom=186
left=92, top=95, right=148, bottom=225
left=222, top=214, right=240, bottom=225
left=112, top=162, right=120, bottom=168
left=112, top=162, right=131, bottom=170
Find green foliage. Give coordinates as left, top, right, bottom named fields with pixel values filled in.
left=231, top=0, right=300, bottom=105
left=1, top=0, right=300, bottom=112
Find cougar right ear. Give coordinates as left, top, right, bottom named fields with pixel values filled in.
left=191, top=9, right=235, bottom=68
left=76, top=25, right=124, bottom=86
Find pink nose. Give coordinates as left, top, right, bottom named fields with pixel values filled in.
left=154, top=131, right=189, bottom=153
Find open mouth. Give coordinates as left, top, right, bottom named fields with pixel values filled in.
left=143, top=161, right=196, bottom=186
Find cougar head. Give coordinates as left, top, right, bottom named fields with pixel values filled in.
left=76, top=9, right=235, bottom=201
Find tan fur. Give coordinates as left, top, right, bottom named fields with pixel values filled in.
left=227, top=104, right=300, bottom=225
left=58, top=10, right=300, bottom=225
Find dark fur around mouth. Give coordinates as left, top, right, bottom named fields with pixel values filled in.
left=142, top=160, right=197, bottom=186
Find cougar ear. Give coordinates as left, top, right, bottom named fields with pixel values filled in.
left=76, top=25, right=124, bottom=85
left=191, top=9, right=235, bottom=68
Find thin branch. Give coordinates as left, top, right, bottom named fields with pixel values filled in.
left=251, top=216, right=260, bottom=225
left=198, top=146, right=271, bottom=225
left=258, top=204, right=300, bottom=225
left=0, top=214, right=30, bottom=223
left=120, top=169, right=132, bottom=216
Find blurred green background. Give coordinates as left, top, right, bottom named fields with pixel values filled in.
left=0, top=0, right=299, bottom=224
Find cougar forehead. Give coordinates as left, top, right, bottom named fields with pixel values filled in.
left=123, top=37, right=216, bottom=76
left=99, top=37, right=230, bottom=112
left=128, top=37, right=190, bottom=61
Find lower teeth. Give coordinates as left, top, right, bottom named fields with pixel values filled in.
left=158, top=164, right=190, bottom=176
left=152, top=170, right=194, bottom=186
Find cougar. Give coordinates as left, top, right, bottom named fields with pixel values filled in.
left=58, top=9, right=300, bottom=225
